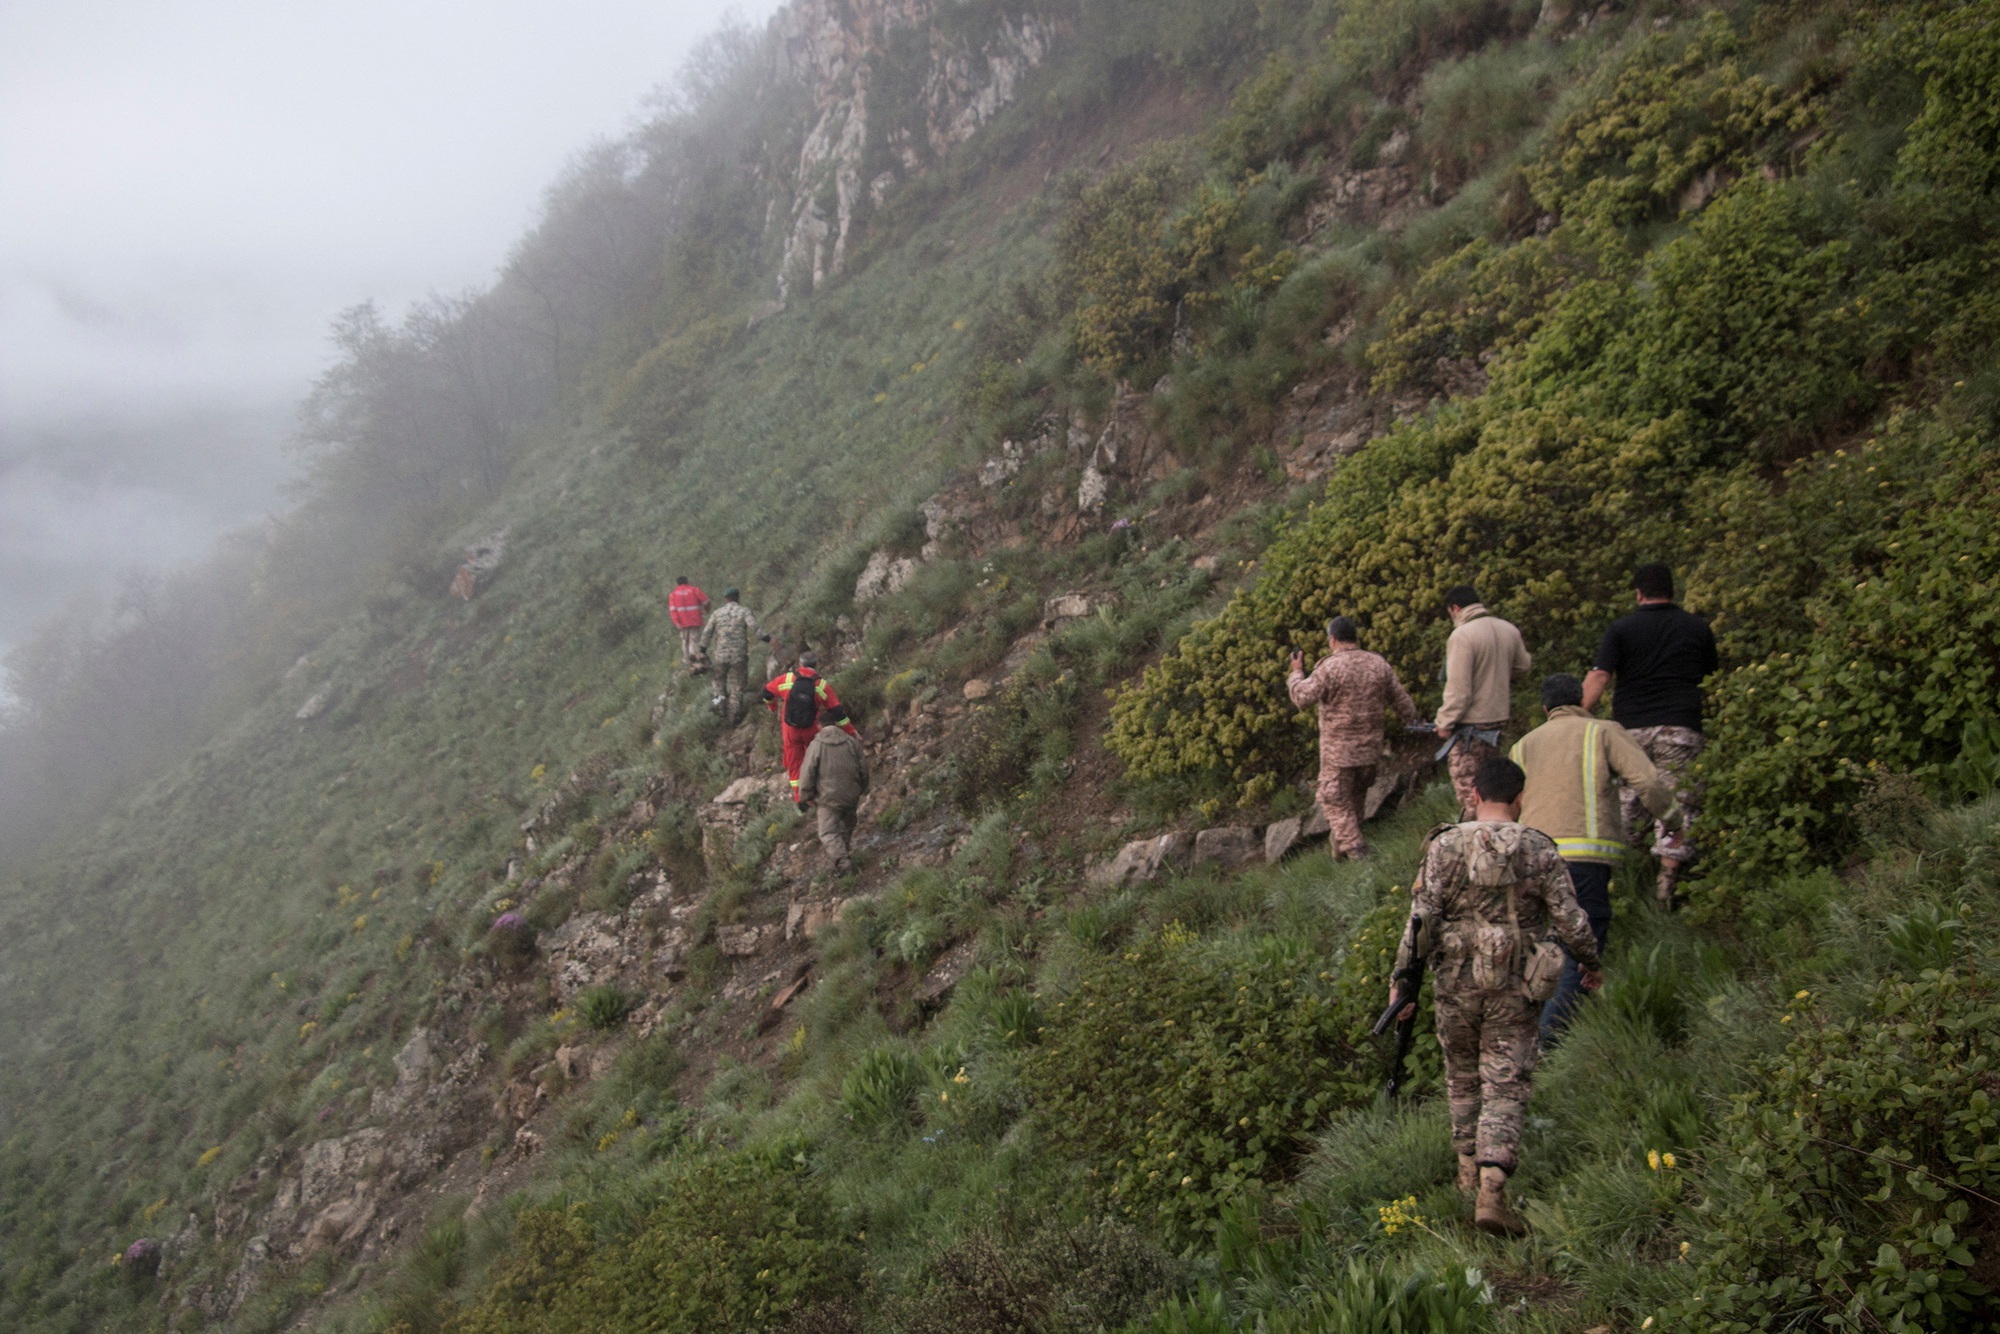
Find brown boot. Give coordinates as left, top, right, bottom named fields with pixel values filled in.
left=1456, top=1154, right=1479, bottom=1200
left=1474, top=1165, right=1527, bottom=1236
left=1656, top=863, right=1680, bottom=911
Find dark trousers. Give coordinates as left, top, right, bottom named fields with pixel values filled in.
left=1539, top=860, right=1613, bottom=1044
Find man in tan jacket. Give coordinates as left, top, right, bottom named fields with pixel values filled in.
left=1435, top=585, right=1532, bottom=819
left=1510, top=673, right=1681, bottom=1043
left=798, top=704, right=869, bottom=874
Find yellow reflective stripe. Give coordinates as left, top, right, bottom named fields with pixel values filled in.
left=1581, top=721, right=1601, bottom=845
left=1555, top=836, right=1627, bottom=860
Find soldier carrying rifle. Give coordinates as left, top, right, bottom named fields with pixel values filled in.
left=1382, top=755, right=1603, bottom=1235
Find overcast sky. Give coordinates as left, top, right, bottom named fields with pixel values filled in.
left=0, top=0, right=780, bottom=664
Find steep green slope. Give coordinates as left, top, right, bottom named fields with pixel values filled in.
left=5, top=1, right=2000, bottom=1332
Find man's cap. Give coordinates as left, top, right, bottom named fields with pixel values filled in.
left=799, top=651, right=818, bottom=668
left=823, top=703, right=848, bottom=723
left=724, top=587, right=740, bottom=599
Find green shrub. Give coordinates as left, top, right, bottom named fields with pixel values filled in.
left=888, top=1218, right=1175, bottom=1334
left=1020, top=929, right=1368, bottom=1240
left=444, top=1149, right=857, bottom=1334
left=841, top=1045, right=925, bottom=1131
left=574, top=985, right=634, bottom=1031
left=1671, top=969, right=2000, bottom=1331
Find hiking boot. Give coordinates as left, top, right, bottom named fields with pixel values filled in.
left=1474, top=1166, right=1527, bottom=1236
left=1456, top=1154, right=1479, bottom=1199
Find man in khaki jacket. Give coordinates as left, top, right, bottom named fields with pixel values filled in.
left=798, top=704, right=869, bottom=874
left=1435, top=585, right=1532, bottom=819
left=1510, top=673, right=1681, bottom=1043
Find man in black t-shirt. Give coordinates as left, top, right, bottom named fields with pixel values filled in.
left=1582, top=563, right=1718, bottom=907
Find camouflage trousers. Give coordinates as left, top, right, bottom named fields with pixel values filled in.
left=1435, top=985, right=1541, bottom=1172
left=709, top=657, right=749, bottom=724
left=1446, top=733, right=1504, bottom=821
left=817, top=803, right=858, bottom=866
left=1317, top=764, right=1376, bottom=858
left=1622, top=725, right=1705, bottom=863
left=678, top=625, right=703, bottom=663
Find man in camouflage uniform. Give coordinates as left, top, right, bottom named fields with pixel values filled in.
left=1287, top=615, right=1424, bottom=860
left=699, top=588, right=765, bottom=726
left=1388, top=755, right=1603, bottom=1235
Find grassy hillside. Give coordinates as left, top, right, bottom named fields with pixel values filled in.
left=3, top=0, right=1999, bottom=1331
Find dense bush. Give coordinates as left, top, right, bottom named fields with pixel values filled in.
left=886, top=1218, right=1175, bottom=1334
left=1109, top=2, right=2000, bottom=913
left=443, top=1150, right=856, bottom=1334
left=1020, top=928, right=1368, bottom=1239
left=1673, top=970, right=2000, bottom=1330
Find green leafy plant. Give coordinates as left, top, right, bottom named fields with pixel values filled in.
left=444, top=1149, right=858, bottom=1334
left=574, top=985, right=635, bottom=1031
left=1671, top=970, right=2000, bottom=1330
left=1021, top=929, right=1367, bottom=1239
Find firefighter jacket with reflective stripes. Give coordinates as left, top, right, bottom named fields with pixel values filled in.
left=1509, top=706, right=1681, bottom=863
left=761, top=668, right=857, bottom=734
left=668, top=583, right=709, bottom=628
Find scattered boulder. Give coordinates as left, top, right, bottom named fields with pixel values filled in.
left=715, top=923, right=772, bottom=957
left=916, top=940, right=978, bottom=1009
left=1364, top=770, right=1410, bottom=821
left=855, top=550, right=919, bottom=602
left=1194, top=825, right=1264, bottom=869
left=1089, top=832, right=1194, bottom=888
left=1043, top=592, right=1092, bottom=623
left=961, top=678, right=993, bottom=701
left=1264, top=806, right=1331, bottom=863
left=785, top=897, right=856, bottom=941
left=1264, top=817, right=1303, bottom=864
left=295, top=682, right=334, bottom=721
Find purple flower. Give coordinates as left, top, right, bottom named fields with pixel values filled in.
left=492, top=912, right=526, bottom=932
left=1111, top=518, right=1133, bottom=531
left=124, top=1239, right=159, bottom=1266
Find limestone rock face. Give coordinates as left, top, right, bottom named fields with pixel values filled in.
left=771, top=0, right=1057, bottom=299
left=855, top=550, right=919, bottom=602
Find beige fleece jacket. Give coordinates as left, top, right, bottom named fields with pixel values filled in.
left=1435, top=605, right=1531, bottom=730
left=1510, top=706, right=1681, bottom=863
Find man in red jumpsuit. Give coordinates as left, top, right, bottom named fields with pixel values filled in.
left=668, top=576, right=710, bottom=667
left=762, top=653, right=856, bottom=801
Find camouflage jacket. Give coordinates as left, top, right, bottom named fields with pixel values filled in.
left=1394, top=821, right=1600, bottom=993
left=700, top=601, right=761, bottom=663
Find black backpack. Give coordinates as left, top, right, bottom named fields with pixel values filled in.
left=784, top=672, right=819, bottom=729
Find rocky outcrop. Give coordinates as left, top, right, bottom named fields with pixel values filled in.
left=770, top=0, right=1058, bottom=299
left=1090, top=832, right=1194, bottom=888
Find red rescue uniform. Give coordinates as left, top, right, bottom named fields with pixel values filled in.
left=762, top=667, right=856, bottom=799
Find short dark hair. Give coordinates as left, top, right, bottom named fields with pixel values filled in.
left=799, top=651, right=818, bottom=669
left=1541, top=672, right=1584, bottom=710
left=1474, top=756, right=1526, bottom=804
left=676, top=575, right=690, bottom=585
left=1443, top=584, right=1480, bottom=610
left=823, top=703, right=848, bottom=723
left=1326, top=616, right=1359, bottom=643
left=1633, top=563, right=1675, bottom=600
left=723, top=587, right=740, bottom=601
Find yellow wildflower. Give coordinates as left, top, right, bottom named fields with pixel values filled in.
left=1648, top=1150, right=1662, bottom=1171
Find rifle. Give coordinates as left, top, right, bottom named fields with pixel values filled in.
left=1372, top=913, right=1428, bottom=1098
left=1433, top=723, right=1501, bottom=762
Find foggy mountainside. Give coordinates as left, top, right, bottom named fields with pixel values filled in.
left=4, top=0, right=2000, bottom=1330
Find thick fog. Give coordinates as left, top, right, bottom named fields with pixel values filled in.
left=0, top=0, right=779, bottom=665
